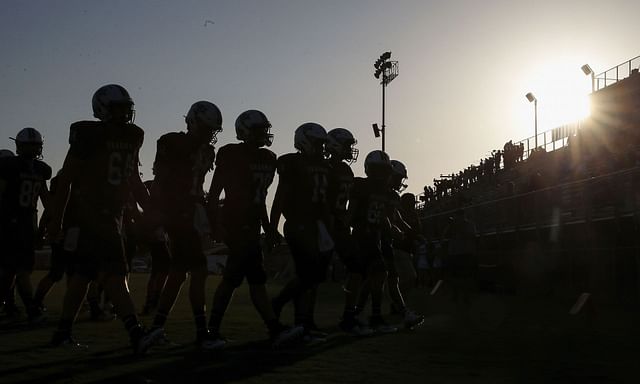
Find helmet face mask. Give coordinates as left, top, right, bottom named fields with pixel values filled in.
left=327, top=128, right=358, bottom=164
left=294, top=123, right=327, bottom=158
left=13, top=127, right=44, bottom=159
left=185, top=101, right=223, bottom=145
left=92, top=84, right=135, bottom=124
left=235, top=110, right=273, bottom=147
left=390, top=160, right=408, bottom=192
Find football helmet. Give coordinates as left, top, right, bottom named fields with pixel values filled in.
left=326, top=128, right=358, bottom=163
left=294, top=122, right=326, bottom=158
left=13, top=127, right=44, bottom=159
left=390, top=159, right=408, bottom=192
left=364, top=150, right=391, bottom=180
left=400, top=193, right=416, bottom=209
left=235, top=109, right=273, bottom=147
left=185, top=100, right=223, bottom=145
left=92, top=84, right=135, bottom=123
left=0, top=149, right=15, bottom=158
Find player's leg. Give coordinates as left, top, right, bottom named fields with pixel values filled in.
left=175, top=227, right=210, bottom=344
left=300, top=249, right=333, bottom=337
left=151, top=227, right=189, bottom=334
left=101, top=272, right=161, bottom=354
left=34, top=241, right=70, bottom=310
left=14, top=229, right=43, bottom=323
left=208, top=235, right=245, bottom=340
left=188, top=267, right=209, bottom=343
left=151, top=270, right=186, bottom=332
left=141, top=240, right=170, bottom=315
left=98, top=228, right=161, bottom=354
left=271, top=221, right=312, bottom=321
left=51, top=273, right=91, bottom=346
left=367, top=240, right=397, bottom=333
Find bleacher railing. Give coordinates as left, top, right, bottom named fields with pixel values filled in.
left=594, top=55, right=640, bottom=91
left=514, top=121, right=582, bottom=161
left=419, top=166, right=639, bottom=239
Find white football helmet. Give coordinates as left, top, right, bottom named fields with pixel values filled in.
left=235, top=109, right=273, bottom=147
left=92, top=84, right=135, bottom=123
left=326, top=128, right=358, bottom=163
left=0, top=149, right=15, bottom=158
left=185, top=101, right=223, bottom=145
left=390, top=159, right=408, bottom=192
left=294, top=122, right=327, bottom=157
left=12, top=127, right=44, bottom=159
left=364, top=150, right=391, bottom=180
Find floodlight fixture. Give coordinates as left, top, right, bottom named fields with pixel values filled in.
left=525, top=92, right=536, bottom=103
left=581, top=64, right=595, bottom=92
left=372, top=123, right=380, bottom=138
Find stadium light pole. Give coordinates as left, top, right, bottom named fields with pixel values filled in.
left=581, top=64, right=595, bottom=93
left=525, top=92, right=538, bottom=148
left=373, top=51, right=399, bottom=152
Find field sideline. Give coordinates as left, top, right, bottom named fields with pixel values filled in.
left=1, top=271, right=638, bottom=384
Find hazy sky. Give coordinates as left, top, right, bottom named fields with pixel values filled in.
left=1, top=0, right=639, bottom=196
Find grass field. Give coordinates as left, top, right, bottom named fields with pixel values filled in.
left=1, top=271, right=639, bottom=384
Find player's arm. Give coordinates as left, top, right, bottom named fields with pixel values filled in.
left=392, top=208, right=412, bottom=234
left=269, top=176, right=291, bottom=233
left=38, top=180, right=50, bottom=211
left=48, top=151, right=80, bottom=239
left=131, top=170, right=150, bottom=212
left=260, top=204, right=274, bottom=237
left=206, top=165, right=224, bottom=230
left=266, top=180, right=288, bottom=250
left=345, top=190, right=360, bottom=228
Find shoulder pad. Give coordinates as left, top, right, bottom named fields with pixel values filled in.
left=259, top=148, right=277, bottom=162
left=36, top=160, right=53, bottom=180
left=69, top=121, right=102, bottom=145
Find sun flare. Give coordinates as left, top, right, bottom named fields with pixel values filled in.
left=526, top=61, right=593, bottom=129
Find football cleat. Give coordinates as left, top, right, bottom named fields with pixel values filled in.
left=339, top=318, right=374, bottom=337
left=271, top=325, right=304, bottom=349
left=151, top=328, right=173, bottom=346
left=303, top=322, right=329, bottom=338
left=27, top=311, right=47, bottom=326
left=369, top=316, right=398, bottom=334
left=403, top=309, right=425, bottom=330
left=133, top=327, right=164, bottom=355
left=51, top=333, right=88, bottom=351
left=197, top=331, right=226, bottom=351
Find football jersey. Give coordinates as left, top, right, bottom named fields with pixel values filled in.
left=152, top=132, right=215, bottom=216
left=277, top=153, right=330, bottom=222
left=387, top=189, right=401, bottom=218
left=350, top=177, right=391, bottom=231
left=327, top=161, right=354, bottom=222
left=0, top=155, right=51, bottom=224
left=66, top=121, right=143, bottom=216
left=215, top=143, right=277, bottom=228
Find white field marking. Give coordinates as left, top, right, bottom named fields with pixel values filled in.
left=430, top=280, right=443, bottom=296
left=569, top=292, right=591, bottom=315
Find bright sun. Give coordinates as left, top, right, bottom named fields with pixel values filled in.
left=527, top=61, right=592, bottom=129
